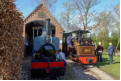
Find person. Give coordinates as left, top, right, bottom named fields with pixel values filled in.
left=107, top=42, right=115, bottom=64
left=88, top=37, right=92, bottom=45
left=93, top=42, right=97, bottom=55
left=96, top=42, right=104, bottom=62
left=56, top=49, right=66, bottom=65
left=85, top=40, right=89, bottom=45
left=91, top=41, right=95, bottom=46
left=66, top=34, right=73, bottom=57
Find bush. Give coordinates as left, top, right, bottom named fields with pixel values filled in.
left=0, top=0, right=24, bottom=80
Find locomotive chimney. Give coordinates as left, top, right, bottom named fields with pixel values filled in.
left=46, top=18, right=51, bottom=43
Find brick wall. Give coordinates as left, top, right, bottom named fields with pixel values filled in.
left=23, top=3, right=63, bottom=41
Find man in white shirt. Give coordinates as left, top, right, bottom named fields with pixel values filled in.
left=56, top=49, right=66, bottom=62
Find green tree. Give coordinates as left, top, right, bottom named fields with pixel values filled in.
left=110, top=32, right=120, bottom=50
left=93, top=11, right=115, bottom=48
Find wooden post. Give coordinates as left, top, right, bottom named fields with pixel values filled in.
left=33, top=27, right=34, bottom=40
left=37, top=27, right=38, bottom=36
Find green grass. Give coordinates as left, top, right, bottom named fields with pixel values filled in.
left=94, top=54, right=120, bottom=80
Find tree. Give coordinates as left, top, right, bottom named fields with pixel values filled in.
left=73, top=0, right=99, bottom=30
left=110, top=31, right=120, bottom=50
left=59, top=0, right=77, bottom=32
left=93, top=11, right=116, bottom=48
left=113, top=4, right=120, bottom=51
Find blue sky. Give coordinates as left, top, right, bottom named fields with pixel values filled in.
left=15, top=0, right=120, bottom=18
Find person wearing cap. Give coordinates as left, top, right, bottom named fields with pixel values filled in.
left=107, top=42, right=115, bottom=64
left=96, top=42, right=104, bottom=62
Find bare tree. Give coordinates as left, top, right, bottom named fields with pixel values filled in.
left=94, top=11, right=115, bottom=42
left=59, top=0, right=76, bottom=32
left=74, top=0, right=99, bottom=30
left=114, top=4, right=120, bottom=18
left=34, top=0, right=57, bottom=7
left=113, top=4, right=120, bottom=52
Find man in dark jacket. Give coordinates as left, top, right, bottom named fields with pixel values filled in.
left=96, top=42, right=104, bottom=62
left=66, top=34, right=73, bottom=57
left=107, top=42, right=115, bottom=64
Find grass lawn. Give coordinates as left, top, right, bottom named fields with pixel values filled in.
left=94, top=53, right=120, bottom=80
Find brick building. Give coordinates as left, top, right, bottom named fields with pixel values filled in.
left=23, top=3, right=64, bottom=56
left=23, top=3, right=63, bottom=40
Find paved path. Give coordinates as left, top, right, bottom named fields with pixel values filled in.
left=87, top=65, right=115, bottom=80
left=66, top=60, right=97, bottom=80
left=21, top=57, right=31, bottom=80
left=66, top=59, right=115, bottom=80
left=21, top=57, right=63, bottom=80
left=21, top=58, right=115, bottom=80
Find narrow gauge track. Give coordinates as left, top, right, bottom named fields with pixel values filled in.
left=21, top=57, right=64, bottom=80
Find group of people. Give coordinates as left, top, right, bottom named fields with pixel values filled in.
left=96, top=42, right=115, bottom=64
left=56, top=33, right=115, bottom=64
left=66, top=34, right=115, bottom=64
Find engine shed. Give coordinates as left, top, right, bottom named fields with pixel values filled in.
left=23, top=3, right=64, bottom=57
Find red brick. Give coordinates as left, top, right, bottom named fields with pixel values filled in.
left=23, top=3, right=64, bottom=41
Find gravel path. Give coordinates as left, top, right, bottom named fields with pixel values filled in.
left=21, top=58, right=98, bottom=80
left=66, top=59, right=115, bottom=80
left=21, top=57, right=64, bottom=80
left=66, top=59, right=98, bottom=80
left=21, top=57, right=31, bottom=80
left=21, top=58, right=114, bottom=80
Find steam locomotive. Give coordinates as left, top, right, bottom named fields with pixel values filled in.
left=25, top=19, right=65, bottom=78
left=62, top=30, right=97, bottom=64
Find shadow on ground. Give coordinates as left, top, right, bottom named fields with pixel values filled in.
left=93, top=56, right=120, bottom=68
left=64, top=60, right=97, bottom=80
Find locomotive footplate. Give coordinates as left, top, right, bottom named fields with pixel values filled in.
left=72, top=56, right=97, bottom=64
left=31, top=61, right=65, bottom=78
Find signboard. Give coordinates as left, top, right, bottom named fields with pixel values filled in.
left=38, top=12, right=46, bottom=18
